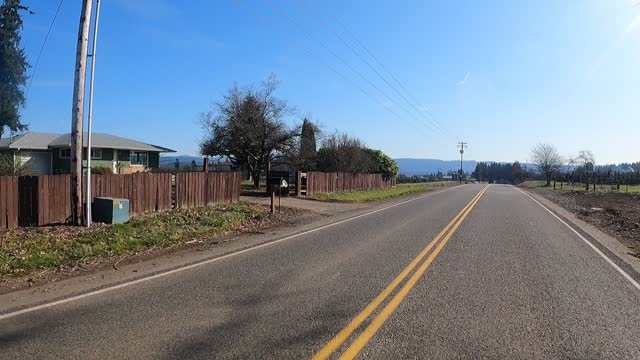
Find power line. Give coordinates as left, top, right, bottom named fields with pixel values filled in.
left=231, top=0, right=430, bottom=138
left=330, top=14, right=452, bottom=137
left=336, top=16, right=442, bottom=127
left=267, top=1, right=438, bottom=135
left=298, top=1, right=451, bottom=138
left=26, top=0, right=65, bottom=97
left=298, top=1, right=452, bottom=137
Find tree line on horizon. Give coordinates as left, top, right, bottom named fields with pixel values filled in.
left=398, top=144, right=640, bottom=186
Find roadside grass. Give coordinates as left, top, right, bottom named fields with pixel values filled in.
left=306, top=182, right=455, bottom=203
left=0, top=203, right=269, bottom=276
left=522, top=181, right=640, bottom=194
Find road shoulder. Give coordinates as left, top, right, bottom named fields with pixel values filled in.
left=519, top=187, right=640, bottom=277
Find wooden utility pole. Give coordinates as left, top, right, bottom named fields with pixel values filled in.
left=70, top=0, right=93, bottom=225
left=457, top=141, right=468, bottom=183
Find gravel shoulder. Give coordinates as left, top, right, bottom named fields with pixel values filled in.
left=522, top=184, right=640, bottom=259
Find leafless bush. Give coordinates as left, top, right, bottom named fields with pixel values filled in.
left=0, top=152, right=25, bottom=176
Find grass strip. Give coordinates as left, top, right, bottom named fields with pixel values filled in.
left=0, top=203, right=268, bottom=276
left=307, top=182, right=454, bottom=203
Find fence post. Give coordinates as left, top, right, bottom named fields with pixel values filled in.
left=270, top=188, right=275, bottom=214
left=586, top=175, right=589, bottom=191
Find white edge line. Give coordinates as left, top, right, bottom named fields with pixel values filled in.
left=514, top=186, right=640, bottom=291
left=0, top=185, right=464, bottom=321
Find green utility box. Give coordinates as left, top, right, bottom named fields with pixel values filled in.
left=93, top=197, right=130, bottom=224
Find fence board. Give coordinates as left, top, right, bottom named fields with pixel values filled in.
left=7, top=177, right=16, bottom=228
left=18, top=176, right=37, bottom=226
left=305, top=172, right=396, bottom=196
left=0, top=177, right=18, bottom=230
left=175, top=172, right=241, bottom=209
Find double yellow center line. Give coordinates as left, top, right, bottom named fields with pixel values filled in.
left=313, top=185, right=490, bottom=360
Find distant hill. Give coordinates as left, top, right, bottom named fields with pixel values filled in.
left=395, top=158, right=478, bottom=176
left=159, top=155, right=204, bottom=168
left=160, top=155, right=234, bottom=169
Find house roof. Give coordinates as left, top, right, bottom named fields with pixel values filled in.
left=0, top=133, right=61, bottom=150
left=0, top=132, right=175, bottom=153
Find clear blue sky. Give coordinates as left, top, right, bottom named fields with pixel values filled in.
left=17, top=0, right=640, bottom=164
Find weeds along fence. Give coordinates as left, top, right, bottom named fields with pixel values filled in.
left=305, top=172, right=396, bottom=196
left=0, top=172, right=241, bottom=230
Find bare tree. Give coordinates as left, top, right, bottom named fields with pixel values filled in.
left=200, top=74, right=299, bottom=188
left=576, top=150, right=595, bottom=172
left=531, top=143, right=563, bottom=186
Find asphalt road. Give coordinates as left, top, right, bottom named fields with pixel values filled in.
left=1, top=184, right=639, bottom=359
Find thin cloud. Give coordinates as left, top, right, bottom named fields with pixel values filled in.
left=588, top=12, right=640, bottom=75
left=625, top=14, right=640, bottom=34
left=457, top=71, right=470, bottom=86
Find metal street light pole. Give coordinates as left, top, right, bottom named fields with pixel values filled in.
left=86, top=0, right=102, bottom=227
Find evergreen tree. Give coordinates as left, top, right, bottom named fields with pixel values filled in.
left=472, top=161, right=526, bottom=184
left=0, top=0, right=30, bottom=138
left=299, top=117, right=317, bottom=170
left=174, top=158, right=180, bottom=169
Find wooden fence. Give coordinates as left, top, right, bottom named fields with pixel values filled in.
left=90, top=173, right=172, bottom=214
left=34, top=175, right=71, bottom=226
left=0, top=176, right=18, bottom=230
left=305, top=172, right=396, bottom=196
left=175, top=172, right=241, bottom=209
left=0, top=171, right=241, bottom=229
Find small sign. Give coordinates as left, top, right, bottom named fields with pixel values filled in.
left=281, top=179, right=288, bottom=188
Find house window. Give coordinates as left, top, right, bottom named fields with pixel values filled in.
left=59, top=148, right=71, bottom=159
left=130, top=151, right=148, bottom=166
left=91, top=148, right=102, bottom=159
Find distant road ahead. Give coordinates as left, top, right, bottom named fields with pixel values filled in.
left=1, top=185, right=639, bottom=359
